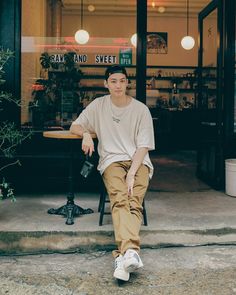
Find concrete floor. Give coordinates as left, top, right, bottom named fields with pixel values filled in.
left=0, top=246, right=236, bottom=295
left=1, top=150, right=236, bottom=254
left=149, top=150, right=210, bottom=192
left=1, top=151, right=236, bottom=295
left=1, top=189, right=236, bottom=254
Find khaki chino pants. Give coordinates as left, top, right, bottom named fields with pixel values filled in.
left=102, top=161, right=149, bottom=258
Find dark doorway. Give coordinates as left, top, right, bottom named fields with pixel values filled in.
left=150, top=151, right=211, bottom=192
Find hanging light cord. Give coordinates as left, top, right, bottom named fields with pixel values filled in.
left=81, top=0, right=83, bottom=29
left=186, top=0, right=189, bottom=36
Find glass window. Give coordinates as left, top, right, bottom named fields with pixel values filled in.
left=21, top=0, right=136, bottom=130
left=202, top=8, right=217, bottom=110
left=146, top=2, right=209, bottom=111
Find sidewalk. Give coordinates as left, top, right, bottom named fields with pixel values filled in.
left=1, top=189, right=236, bottom=254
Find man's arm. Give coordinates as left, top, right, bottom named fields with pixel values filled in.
left=70, top=124, right=94, bottom=156
left=70, top=123, right=85, bottom=137
left=126, top=147, right=149, bottom=196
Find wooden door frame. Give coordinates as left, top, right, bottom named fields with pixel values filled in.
left=197, top=0, right=236, bottom=188
left=197, top=0, right=224, bottom=188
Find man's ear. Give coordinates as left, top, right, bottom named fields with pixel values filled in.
left=104, top=80, right=108, bottom=88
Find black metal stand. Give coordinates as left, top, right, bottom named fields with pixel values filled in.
left=48, top=140, right=93, bottom=225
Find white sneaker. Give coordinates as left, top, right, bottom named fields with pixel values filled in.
left=113, top=255, right=130, bottom=281
left=123, top=249, right=144, bottom=273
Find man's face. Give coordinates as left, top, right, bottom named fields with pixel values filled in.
left=104, top=73, right=128, bottom=97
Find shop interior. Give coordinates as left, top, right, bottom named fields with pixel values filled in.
left=17, top=0, right=226, bottom=192
left=21, top=0, right=213, bottom=129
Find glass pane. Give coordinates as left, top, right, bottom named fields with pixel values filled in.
left=146, top=2, right=210, bottom=112
left=21, top=0, right=136, bottom=130
left=202, top=8, right=217, bottom=110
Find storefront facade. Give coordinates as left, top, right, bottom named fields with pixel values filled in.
left=0, top=0, right=235, bottom=191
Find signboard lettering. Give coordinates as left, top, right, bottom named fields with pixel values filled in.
left=50, top=54, right=64, bottom=63
left=119, top=48, right=132, bottom=65
left=50, top=54, right=88, bottom=63
left=95, top=55, right=116, bottom=64
left=74, top=54, right=87, bottom=63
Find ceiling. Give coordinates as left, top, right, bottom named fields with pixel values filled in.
left=62, top=0, right=212, bottom=17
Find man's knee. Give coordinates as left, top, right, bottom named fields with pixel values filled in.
left=111, top=194, right=129, bottom=211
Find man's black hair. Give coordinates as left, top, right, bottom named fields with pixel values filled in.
left=105, top=65, right=128, bottom=80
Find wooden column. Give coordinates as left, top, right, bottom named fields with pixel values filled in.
left=136, top=0, right=147, bottom=104
left=51, top=0, right=62, bottom=41
left=0, top=0, right=21, bottom=125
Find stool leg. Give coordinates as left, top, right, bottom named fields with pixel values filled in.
left=142, top=200, right=148, bottom=226
left=98, top=185, right=106, bottom=212
left=99, top=190, right=106, bottom=226
left=98, top=192, right=102, bottom=212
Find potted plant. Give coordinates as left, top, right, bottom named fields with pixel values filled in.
left=36, top=52, right=84, bottom=127
left=0, top=48, right=31, bottom=202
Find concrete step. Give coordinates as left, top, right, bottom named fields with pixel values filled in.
left=1, top=190, right=236, bottom=254
left=1, top=228, right=236, bottom=255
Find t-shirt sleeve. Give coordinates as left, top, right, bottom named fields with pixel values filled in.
left=71, top=101, right=96, bottom=133
left=136, top=107, right=155, bottom=150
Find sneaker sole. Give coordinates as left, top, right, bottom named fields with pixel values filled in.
left=124, top=259, right=144, bottom=273
left=124, top=263, right=142, bottom=273
left=113, top=270, right=130, bottom=281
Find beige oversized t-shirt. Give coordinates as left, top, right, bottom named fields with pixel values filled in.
left=72, top=95, right=155, bottom=178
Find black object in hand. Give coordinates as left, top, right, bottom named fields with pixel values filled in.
left=80, top=156, right=94, bottom=178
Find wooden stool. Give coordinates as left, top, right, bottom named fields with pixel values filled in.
left=98, top=185, right=148, bottom=226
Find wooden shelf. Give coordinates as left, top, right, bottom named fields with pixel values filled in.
left=79, top=64, right=198, bottom=70
left=80, top=86, right=108, bottom=91
left=81, top=74, right=197, bottom=81
left=151, top=88, right=196, bottom=92
left=80, top=86, right=196, bottom=92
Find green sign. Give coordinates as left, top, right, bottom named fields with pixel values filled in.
left=119, top=48, right=132, bottom=65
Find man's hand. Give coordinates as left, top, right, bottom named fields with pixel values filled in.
left=125, top=147, right=149, bottom=196
left=82, top=132, right=94, bottom=156
left=126, top=172, right=135, bottom=196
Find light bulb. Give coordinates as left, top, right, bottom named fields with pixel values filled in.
left=181, top=35, right=195, bottom=50
left=151, top=1, right=155, bottom=8
left=88, top=4, right=95, bottom=12
left=158, top=6, right=165, bottom=13
left=74, top=30, right=90, bottom=44
left=131, top=33, right=137, bottom=47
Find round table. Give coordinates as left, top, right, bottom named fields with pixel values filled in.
left=44, top=130, right=96, bottom=140
left=43, top=130, right=96, bottom=225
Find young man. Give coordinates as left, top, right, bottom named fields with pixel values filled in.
left=70, top=65, right=155, bottom=281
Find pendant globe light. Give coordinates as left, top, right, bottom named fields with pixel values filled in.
left=181, top=0, right=195, bottom=50
left=130, top=33, right=137, bottom=47
left=75, top=0, right=90, bottom=44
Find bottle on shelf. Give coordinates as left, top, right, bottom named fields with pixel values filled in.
left=150, top=73, right=156, bottom=89
left=169, top=83, right=180, bottom=108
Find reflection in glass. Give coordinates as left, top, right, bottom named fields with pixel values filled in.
left=202, top=9, right=217, bottom=110
left=21, top=0, right=136, bottom=130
